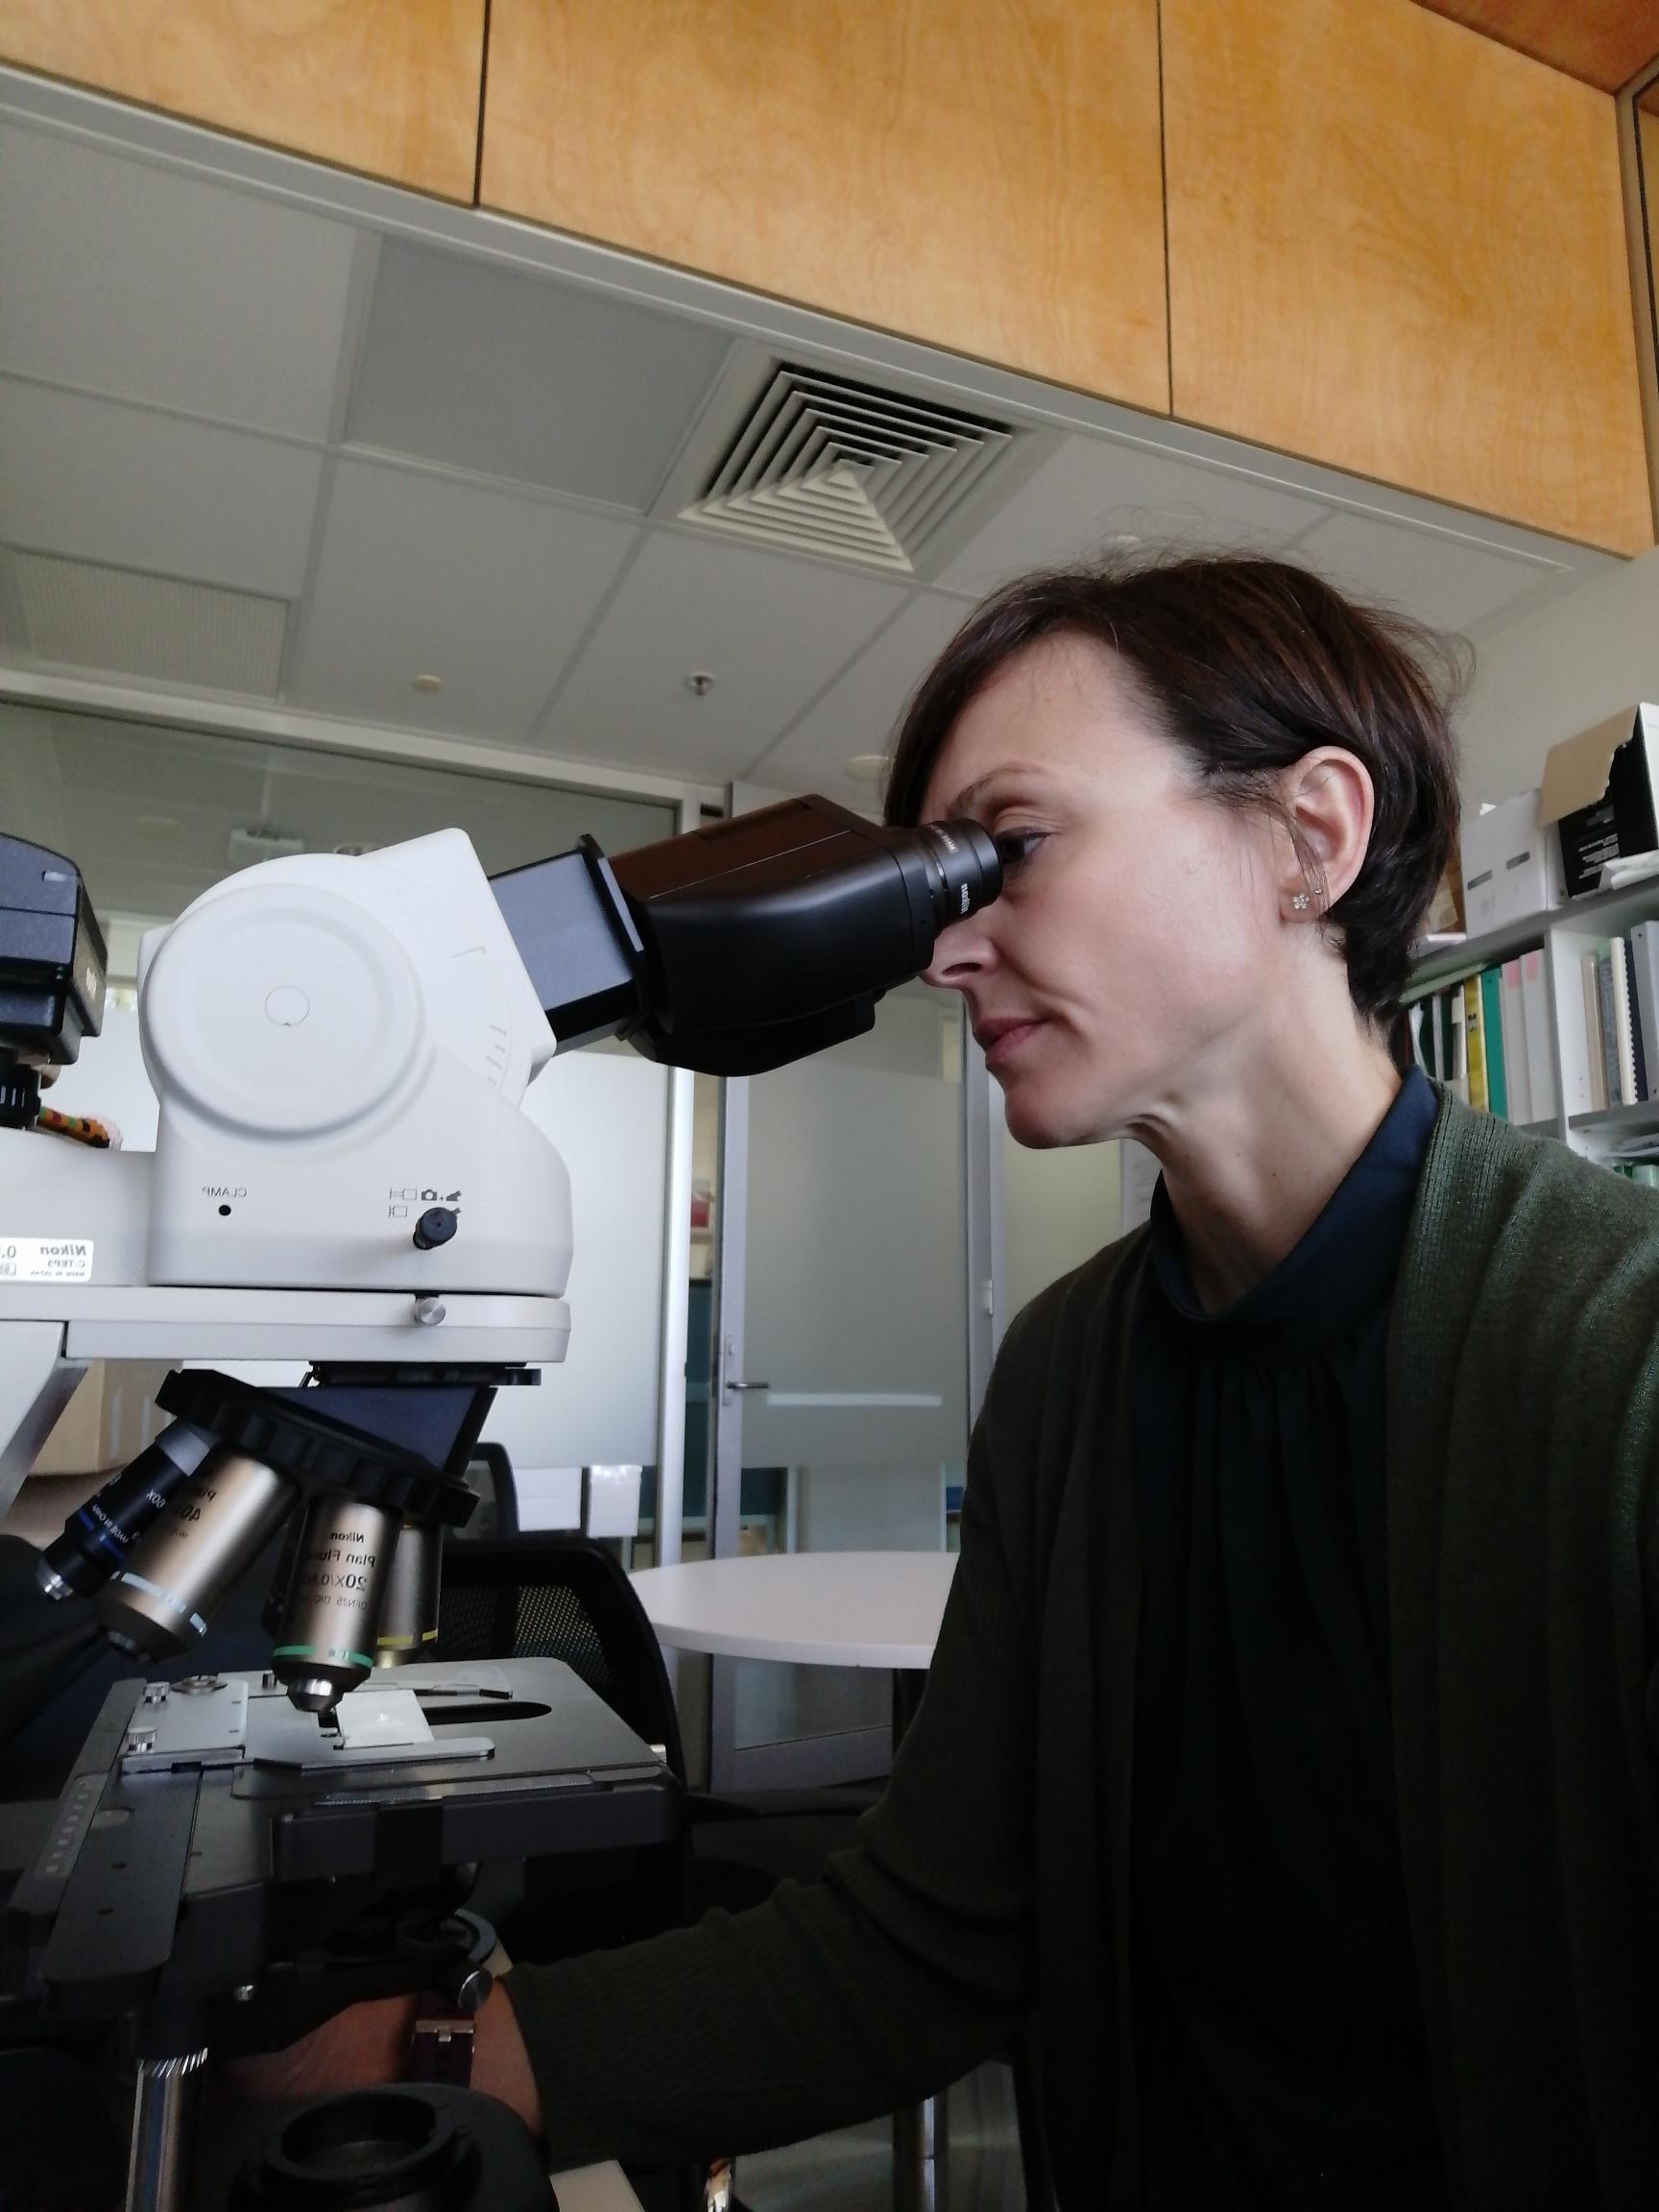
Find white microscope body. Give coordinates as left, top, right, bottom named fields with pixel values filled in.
left=0, top=830, right=573, bottom=1519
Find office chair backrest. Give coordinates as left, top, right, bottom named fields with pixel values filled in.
left=452, top=1443, right=518, bottom=1541
left=432, top=1534, right=685, bottom=1783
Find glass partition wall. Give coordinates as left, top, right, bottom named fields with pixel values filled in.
left=709, top=983, right=972, bottom=1788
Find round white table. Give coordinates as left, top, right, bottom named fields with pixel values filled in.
left=628, top=1551, right=957, bottom=1672
left=630, top=1549, right=959, bottom=2212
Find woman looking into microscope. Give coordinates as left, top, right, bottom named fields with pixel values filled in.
left=250, top=555, right=1659, bottom=2210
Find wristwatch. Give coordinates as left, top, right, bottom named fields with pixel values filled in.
left=408, top=1930, right=495, bottom=2088
left=409, top=1997, right=480, bottom=2088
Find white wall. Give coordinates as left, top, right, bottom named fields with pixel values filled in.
left=1457, top=548, right=1659, bottom=806
left=1002, top=1130, right=1122, bottom=1324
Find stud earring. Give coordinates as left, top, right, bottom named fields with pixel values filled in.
left=1291, top=892, right=1311, bottom=912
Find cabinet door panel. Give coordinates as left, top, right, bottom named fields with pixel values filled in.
left=1165, top=0, right=1650, bottom=554
left=481, top=0, right=1168, bottom=414
left=0, top=1, right=485, bottom=202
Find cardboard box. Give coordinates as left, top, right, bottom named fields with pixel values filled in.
left=1459, top=789, right=1563, bottom=934
left=1539, top=705, right=1659, bottom=900
left=1426, top=854, right=1465, bottom=936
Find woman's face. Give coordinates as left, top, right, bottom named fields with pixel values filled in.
left=918, top=633, right=1296, bottom=1147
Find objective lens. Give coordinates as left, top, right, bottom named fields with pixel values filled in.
left=95, top=1449, right=296, bottom=1662
left=37, top=1419, right=217, bottom=1601
left=914, top=819, right=1001, bottom=931
left=373, top=1521, right=443, bottom=1669
left=274, top=1494, right=401, bottom=1714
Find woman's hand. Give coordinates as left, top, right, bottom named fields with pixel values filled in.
left=228, top=1984, right=544, bottom=2137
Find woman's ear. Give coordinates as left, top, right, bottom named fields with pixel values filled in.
left=1277, top=748, right=1375, bottom=919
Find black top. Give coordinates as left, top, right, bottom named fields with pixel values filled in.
left=1130, top=1069, right=1446, bottom=2209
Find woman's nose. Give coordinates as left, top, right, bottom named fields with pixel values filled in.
left=922, top=916, right=989, bottom=990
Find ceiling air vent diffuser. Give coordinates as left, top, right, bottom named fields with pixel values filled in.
left=682, top=366, right=1013, bottom=574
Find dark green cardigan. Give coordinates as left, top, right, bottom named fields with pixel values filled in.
left=508, top=1095, right=1659, bottom=2206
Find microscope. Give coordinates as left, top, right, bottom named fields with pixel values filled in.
left=0, top=796, right=999, bottom=2211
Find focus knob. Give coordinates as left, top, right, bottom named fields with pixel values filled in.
left=413, top=1206, right=458, bottom=1252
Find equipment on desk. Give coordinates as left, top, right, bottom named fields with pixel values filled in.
left=0, top=795, right=1000, bottom=2212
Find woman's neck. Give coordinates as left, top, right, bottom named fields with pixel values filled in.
left=1131, top=1003, right=1404, bottom=1312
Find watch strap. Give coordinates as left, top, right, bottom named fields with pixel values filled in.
left=409, top=2002, right=476, bottom=2088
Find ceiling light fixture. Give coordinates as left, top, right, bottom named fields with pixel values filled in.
left=844, top=755, right=889, bottom=784
left=412, top=672, right=444, bottom=693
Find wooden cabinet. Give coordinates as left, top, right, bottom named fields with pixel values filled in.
left=0, top=1, right=486, bottom=202
left=479, top=0, right=1169, bottom=415
left=1408, top=2, right=1659, bottom=95
left=3, top=0, right=1647, bottom=556
left=1163, top=0, right=1652, bottom=555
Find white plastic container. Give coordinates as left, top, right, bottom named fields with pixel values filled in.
left=1459, top=789, right=1564, bottom=934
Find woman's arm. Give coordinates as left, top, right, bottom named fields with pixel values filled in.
left=505, top=1382, right=1044, bottom=2169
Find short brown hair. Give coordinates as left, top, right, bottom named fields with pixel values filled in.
left=884, top=555, right=1467, bottom=1022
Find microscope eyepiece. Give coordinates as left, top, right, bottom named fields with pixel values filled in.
left=905, top=818, right=1002, bottom=934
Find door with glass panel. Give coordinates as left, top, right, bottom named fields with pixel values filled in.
left=709, top=982, right=974, bottom=1790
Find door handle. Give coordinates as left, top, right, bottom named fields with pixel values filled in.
left=727, top=1380, right=771, bottom=1392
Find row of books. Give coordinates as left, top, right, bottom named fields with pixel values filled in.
left=1574, top=926, right=1659, bottom=1113
left=1407, top=924, right=1659, bottom=1123
left=1407, top=951, right=1556, bottom=1122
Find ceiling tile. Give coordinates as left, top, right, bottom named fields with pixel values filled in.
left=545, top=527, right=907, bottom=781
left=754, top=591, right=971, bottom=802
left=0, top=122, right=356, bottom=439
left=1291, top=509, right=1564, bottom=633
left=292, top=460, right=638, bottom=739
left=933, top=431, right=1333, bottom=596
left=12, top=551, right=286, bottom=694
left=345, top=239, right=733, bottom=511
left=0, top=379, right=323, bottom=597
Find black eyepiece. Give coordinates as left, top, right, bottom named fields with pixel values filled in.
left=912, top=819, right=1002, bottom=931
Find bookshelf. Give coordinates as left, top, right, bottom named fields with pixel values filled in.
left=1405, top=874, right=1659, bottom=1168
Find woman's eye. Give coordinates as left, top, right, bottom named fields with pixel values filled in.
left=993, top=829, right=1046, bottom=873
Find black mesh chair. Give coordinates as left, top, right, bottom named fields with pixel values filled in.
left=432, top=1533, right=692, bottom=1960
